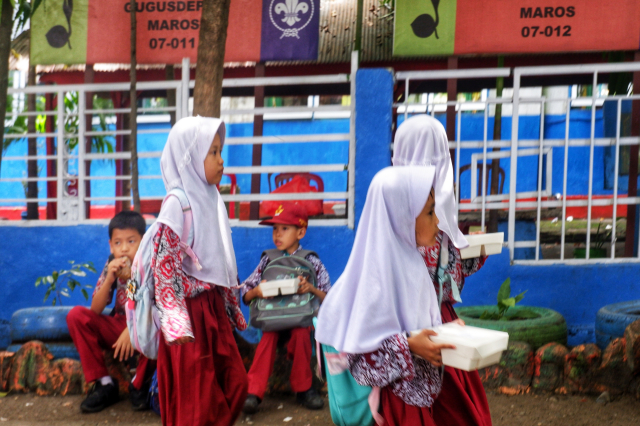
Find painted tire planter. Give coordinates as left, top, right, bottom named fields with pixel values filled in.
left=7, top=342, right=80, bottom=360
left=455, top=305, right=567, bottom=349
left=595, top=300, right=640, bottom=349
left=10, top=307, right=74, bottom=343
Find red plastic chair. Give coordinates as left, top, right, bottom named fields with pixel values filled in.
left=269, top=173, right=324, bottom=193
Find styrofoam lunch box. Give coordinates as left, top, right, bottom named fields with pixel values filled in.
left=412, top=323, right=509, bottom=371
left=459, top=232, right=505, bottom=259
left=259, top=278, right=300, bottom=297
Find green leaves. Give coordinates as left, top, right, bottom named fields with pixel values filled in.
left=496, top=277, right=511, bottom=304
left=487, top=277, right=528, bottom=321
left=35, top=260, right=96, bottom=305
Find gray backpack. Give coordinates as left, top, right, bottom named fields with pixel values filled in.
left=249, top=249, right=320, bottom=332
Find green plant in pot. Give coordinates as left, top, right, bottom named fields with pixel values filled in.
left=455, top=278, right=567, bottom=349
left=574, top=221, right=611, bottom=259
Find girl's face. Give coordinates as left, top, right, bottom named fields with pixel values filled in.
left=415, top=189, right=439, bottom=247
left=204, top=133, right=224, bottom=185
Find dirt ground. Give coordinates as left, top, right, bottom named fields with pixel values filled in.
left=1, top=391, right=640, bottom=426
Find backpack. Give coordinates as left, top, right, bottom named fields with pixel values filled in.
left=249, top=248, right=320, bottom=332
left=126, top=188, right=199, bottom=360
left=313, top=317, right=374, bottom=426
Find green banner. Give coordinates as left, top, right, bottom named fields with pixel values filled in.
left=31, top=0, right=88, bottom=65
left=394, top=0, right=457, bottom=56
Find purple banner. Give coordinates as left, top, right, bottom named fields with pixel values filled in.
left=260, top=0, right=319, bottom=61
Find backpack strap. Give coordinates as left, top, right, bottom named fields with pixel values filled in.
left=163, top=188, right=202, bottom=271
left=262, top=249, right=283, bottom=262
left=261, top=248, right=318, bottom=286
left=292, top=249, right=318, bottom=260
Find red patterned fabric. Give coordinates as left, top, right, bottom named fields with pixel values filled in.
left=92, top=259, right=128, bottom=316
left=348, top=334, right=441, bottom=407
left=152, top=225, right=246, bottom=344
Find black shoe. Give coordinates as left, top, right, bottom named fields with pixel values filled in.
left=296, top=387, right=324, bottom=410
left=242, top=394, right=261, bottom=414
left=129, top=382, right=150, bottom=411
left=81, top=379, right=119, bottom=413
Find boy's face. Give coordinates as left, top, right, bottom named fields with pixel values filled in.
left=272, top=223, right=306, bottom=254
left=109, top=228, right=143, bottom=262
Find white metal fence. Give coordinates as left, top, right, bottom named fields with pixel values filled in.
left=396, top=62, right=640, bottom=264
left=1, top=54, right=357, bottom=228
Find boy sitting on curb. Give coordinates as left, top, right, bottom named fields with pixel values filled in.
left=67, top=211, right=155, bottom=413
left=242, top=202, right=331, bottom=414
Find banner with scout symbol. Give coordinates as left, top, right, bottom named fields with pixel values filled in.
left=260, top=0, right=320, bottom=61
left=31, top=0, right=319, bottom=65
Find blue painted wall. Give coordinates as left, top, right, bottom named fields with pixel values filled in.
left=1, top=71, right=639, bottom=350
left=0, top=68, right=393, bottom=349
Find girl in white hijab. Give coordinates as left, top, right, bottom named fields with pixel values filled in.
left=316, top=166, right=454, bottom=426
left=393, top=115, right=492, bottom=426
left=150, top=116, right=248, bottom=426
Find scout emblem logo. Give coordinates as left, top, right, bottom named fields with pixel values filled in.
left=411, top=0, right=440, bottom=39
left=269, top=0, right=314, bottom=39
left=275, top=205, right=285, bottom=216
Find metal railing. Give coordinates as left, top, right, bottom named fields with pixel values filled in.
left=1, top=54, right=357, bottom=227
left=395, top=63, right=640, bottom=264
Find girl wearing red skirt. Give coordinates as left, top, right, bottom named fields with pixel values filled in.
left=151, top=116, right=248, bottom=426
left=394, top=114, right=492, bottom=426
left=317, top=166, right=453, bottom=425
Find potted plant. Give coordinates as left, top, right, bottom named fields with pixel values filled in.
left=455, top=278, right=567, bottom=349
left=574, top=221, right=611, bottom=259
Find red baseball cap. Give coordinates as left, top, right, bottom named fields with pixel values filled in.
left=259, top=202, right=309, bottom=227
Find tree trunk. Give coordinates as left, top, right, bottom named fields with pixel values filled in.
left=129, top=0, right=140, bottom=212
left=193, top=0, right=231, bottom=118
left=165, top=65, right=176, bottom=126
left=0, top=0, right=13, bottom=177
left=26, top=65, right=39, bottom=219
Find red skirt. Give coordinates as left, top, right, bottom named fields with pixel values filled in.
left=380, top=386, right=437, bottom=426
left=157, top=289, right=248, bottom=426
left=432, top=302, right=493, bottom=426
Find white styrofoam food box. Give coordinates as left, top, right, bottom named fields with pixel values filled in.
left=259, top=278, right=300, bottom=297
left=412, top=323, right=509, bottom=371
left=459, top=232, right=504, bottom=259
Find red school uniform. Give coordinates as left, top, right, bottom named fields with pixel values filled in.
left=153, top=224, right=248, bottom=426
left=241, top=246, right=331, bottom=399
left=67, top=259, right=153, bottom=389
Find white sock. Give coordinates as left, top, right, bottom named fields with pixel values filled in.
left=99, top=376, right=114, bottom=386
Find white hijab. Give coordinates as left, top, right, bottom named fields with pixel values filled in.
left=155, top=116, right=238, bottom=288
left=316, top=166, right=442, bottom=354
left=393, top=115, right=468, bottom=249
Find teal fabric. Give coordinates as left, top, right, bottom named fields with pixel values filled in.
left=314, top=318, right=373, bottom=426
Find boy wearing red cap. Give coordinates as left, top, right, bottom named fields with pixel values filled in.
left=241, top=202, right=330, bottom=414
